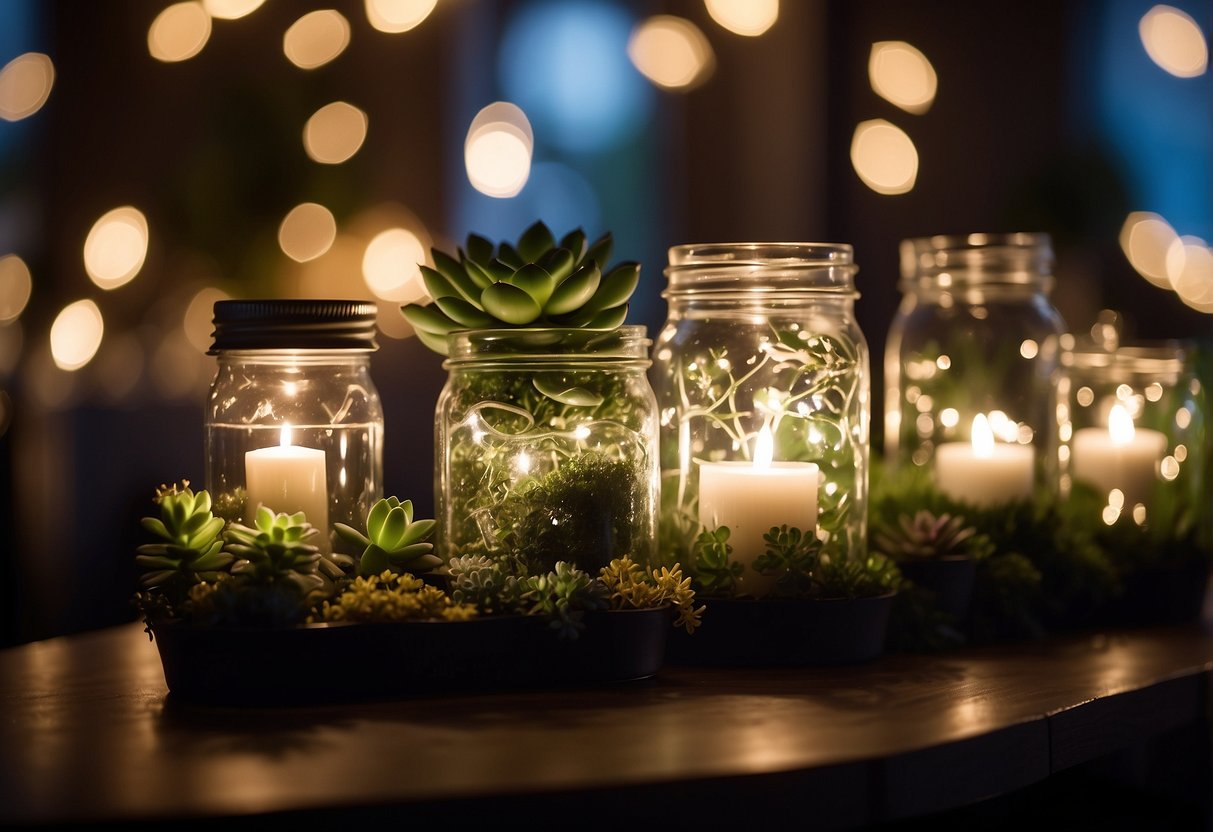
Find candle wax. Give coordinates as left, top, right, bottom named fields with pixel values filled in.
left=698, top=461, right=819, bottom=598
left=933, top=442, right=1034, bottom=507
left=1071, top=426, right=1166, bottom=508
left=245, top=442, right=330, bottom=548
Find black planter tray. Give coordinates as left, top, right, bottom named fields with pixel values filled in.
left=666, top=594, right=895, bottom=667
left=152, top=607, right=671, bottom=705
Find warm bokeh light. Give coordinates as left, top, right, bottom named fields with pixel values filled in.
left=1120, top=211, right=1179, bottom=288
left=83, top=207, right=150, bottom=290
left=278, top=202, right=337, bottom=263
left=628, top=16, right=715, bottom=91
left=148, top=2, right=213, bottom=63
left=704, top=0, right=778, bottom=37
left=303, top=101, right=368, bottom=164
left=362, top=228, right=429, bottom=303
left=850, top=119, right=919, bottom=195
left=1167, top=237, right=1213, bottom=312
left=0, top=255, right=32, bottom=323
left=0, top=53, right=54, bottom=122
left=284, top=10, right=351, bottom=70
left=50, top=300, right=104, bottom=371
left=465, top=102, right=534, bottom=198
left=869, top=41, right=937, bottom=114
left=365, top=0, right=436, bottom=33
left=184, top=287, right=230, bottom=352
left=202, top=0, right=265, bottom=20
left=1139, top=5, right=1208, bottom=78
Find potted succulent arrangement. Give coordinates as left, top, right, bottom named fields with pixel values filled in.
left=135, top=480, right=701, bottom=704
left=668, top=523, right=900, bottom=666
left=873, top=510, right=991, bottom=624
left=402, top=222, right=668, bottom=584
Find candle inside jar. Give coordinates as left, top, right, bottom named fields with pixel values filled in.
left=1070, top=403, right=1166, bottom=509
left=697, top=424, right=819, bottom=598
left=934, top=413, right=1034, bottom=507
left=244, top=424, right=329, bottom=546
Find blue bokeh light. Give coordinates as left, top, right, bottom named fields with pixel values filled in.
left=1092, top=0, right=1212, bottom=239
left=497, top=0, right=654, bottom=155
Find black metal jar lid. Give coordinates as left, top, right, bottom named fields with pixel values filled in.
left=209, top=300, right=378, bottom=353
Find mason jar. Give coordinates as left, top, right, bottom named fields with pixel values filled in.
left=885, top=233, right=1067, bottom=505
left=435, top=326, right=658, bottom=574
left=1064, top=341, right=1205, bottom=530
left=652, top=243, right=870, bottom=597
left=205, top=300, right=384, bottom=549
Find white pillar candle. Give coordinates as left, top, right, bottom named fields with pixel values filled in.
left=245, top=424, right=330, bottom=544
left=1071, top=404, right=1167, bottom=508
left=697, top=425, right=819, bottom=598
left=934, top=413, right=1034, bottom=507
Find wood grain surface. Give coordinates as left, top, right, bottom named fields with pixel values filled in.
left=1, top=623, right=1210, bottom=827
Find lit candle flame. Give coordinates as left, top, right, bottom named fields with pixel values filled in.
left=1108, top=403, right=1136, bottom=446
left=971, top=413, right=994, bottom=459
left=754, top=422, right=774, bottom=468
left=280, top=423, right=293, bottom=448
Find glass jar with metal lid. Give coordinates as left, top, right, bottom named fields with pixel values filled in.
left=204, top=299, right=384, bottom=549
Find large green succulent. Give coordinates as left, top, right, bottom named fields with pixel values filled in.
left=224, top=507, right=323, bottom=593
left=334, top=497, right=442, bottom=577
left=135, top=482, right=233, bottom=591
left=402, top=221, right=640, bottom=354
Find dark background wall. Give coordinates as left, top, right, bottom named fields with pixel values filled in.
left=1, top=0, right=1209, bottom=643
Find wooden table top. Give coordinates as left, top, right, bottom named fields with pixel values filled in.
left=2, top=622, right=1211, bottom=827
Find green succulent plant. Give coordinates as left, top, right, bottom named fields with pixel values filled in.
left=690, top=526, right=744, bottom=595
left=524, top=561, right=607, bottom=640
left=334, top=497, right=442, bottom=577
left=224, top=507, right=323, bottom=593
left=446, top=554, right=528, bottom=615
left=402, top=221, right=640, bottom=355
left=314, top=571, right=477, bottom=623
left=135, top=481, right=233, bottom=592
left=599, top=556, right=704, bottom=634
left=873, top=511, right=991, bottom=563
left=755, top=525, right=822, bottom=598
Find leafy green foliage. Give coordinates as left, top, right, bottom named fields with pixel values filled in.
left=495, top=453, right=644, bottom=575
left=812, top=552, right=901, bottom=599
left=755, top=525, right=822, bottom=597
left=403, top=221, right=640, bottom=355
left=334, top=497, right=441, bottom=577
left=134, top=481, right=233, bottom=598
left=690, top=526, right=743, bottom=595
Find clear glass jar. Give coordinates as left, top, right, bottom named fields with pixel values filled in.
left=652, top=243, right=870, bottom=596
left=885, top=233, right=1067, bottom=504
left=205, top=300, right=384, bottom=549
left=1064, top=341, right=1205, bottom=529
left=435, top=326, right=658, bottom=574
